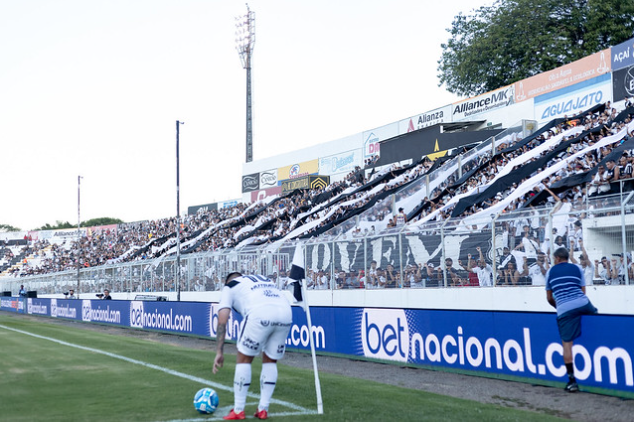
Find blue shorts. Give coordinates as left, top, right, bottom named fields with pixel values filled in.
left=557, top=301, right=598, bottom=342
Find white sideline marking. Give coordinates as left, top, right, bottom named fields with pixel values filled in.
left=0, top=324, right=316, bottom=418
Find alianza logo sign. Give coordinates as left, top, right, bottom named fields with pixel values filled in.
left=359, top=308, right=633, bottom=388
left=130, top=301, right=193, bottom=332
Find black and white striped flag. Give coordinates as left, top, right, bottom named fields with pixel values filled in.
left=288, top=244, right=305, bottom=303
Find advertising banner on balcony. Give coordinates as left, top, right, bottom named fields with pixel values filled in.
left=361, top=123, right=399, bottom=160
left=250, top=186, right=283, bottom=203
left=241, top=173, right=260, bottom=193
left=534, top=74, right=612, bottom=122
left=188, top=202, right=219, bottom=215
left=259, top=169, right=278, bottom=189
left=514, top=49, right=611, bottom=103
left=277, top=160, right=319, bottom=181
left=399, top=105, right=452, bottom=133
left=452, top=85, right=515, bottom=120
left=319, top=150, right=361, bottom=176
left=612, top=64, right=634, bottom=103
left=611, top=37, right=634, bottom=72
left=281, top=175, right=330, bottom=194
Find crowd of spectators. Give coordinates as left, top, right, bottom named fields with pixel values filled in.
left=3, top=101, right=633, bottom=284
left=412, top=102, right=634, bottom=225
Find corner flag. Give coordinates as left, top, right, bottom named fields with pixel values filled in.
left=289, top=244, right=305, bottom=303
left=288, top=243, right=323, bottom=414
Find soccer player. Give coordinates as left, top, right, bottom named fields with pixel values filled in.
left=545, top=248, right=597, bottom=392
left=213, top=272, right=293, bottom=420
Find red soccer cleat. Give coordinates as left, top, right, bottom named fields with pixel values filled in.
left=223, top=409, right=246, bottom=420
left=254, top=409, right=268, bottom=419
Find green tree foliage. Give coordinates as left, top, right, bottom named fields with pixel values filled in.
left=82, top=217, right=123, bottom=227
left=0, top=224, right=21, bottom=232
left=438, top=0, right=634, bottom=97
left=37, top=221, right=75, bottom=231
left=36, top=218, right=123, bottom=231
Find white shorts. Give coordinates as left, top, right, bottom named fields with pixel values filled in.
left=237, top=305, right=292, bottom=360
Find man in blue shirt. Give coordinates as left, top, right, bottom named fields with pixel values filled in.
left=546, top=247, right=597, bottom=392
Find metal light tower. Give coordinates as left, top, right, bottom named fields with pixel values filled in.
left=76, top=175, right=83, bottom=297
left=176, top=120, right=185, bottom=301
left=236, top=4, right=255, bottom=162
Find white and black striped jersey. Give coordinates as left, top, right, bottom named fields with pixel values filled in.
left=218, top=274, right=290, bottom=317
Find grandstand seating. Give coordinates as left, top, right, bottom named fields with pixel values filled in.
left=1, top=101, right=634, bottom=286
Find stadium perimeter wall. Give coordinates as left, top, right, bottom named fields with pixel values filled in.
left=2, top=292, right=633, bottom=398
left=112, top=286, right=632, bottom=316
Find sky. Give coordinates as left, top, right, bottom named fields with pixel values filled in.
left=0, top=0, right=491, bottom=231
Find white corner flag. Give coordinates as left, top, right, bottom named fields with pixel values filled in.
left=288, top=243, right=324, bottom=414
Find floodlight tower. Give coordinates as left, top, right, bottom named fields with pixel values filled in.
left=76, top=175, right=83, bottom=297
left=235, top=4, right=256, bottom=163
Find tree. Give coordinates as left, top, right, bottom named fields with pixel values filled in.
left=36, top=217, right=123, bottom=231
left=82, top=217, right=123, bottom=227
left=0, top=224, right=21, bottom=232
left=37, top=221, right=74, bottom=231
left=437, top=0, right=634, bottom=97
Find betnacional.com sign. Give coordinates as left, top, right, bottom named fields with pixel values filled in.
left=5, top=298, right=633, bottom=397
left=452, top=85, right=515, bottom=120
left=514, top=49, right=611, bottom=103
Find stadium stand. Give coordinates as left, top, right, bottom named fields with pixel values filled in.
left=1, top=101, right=634, bottom=291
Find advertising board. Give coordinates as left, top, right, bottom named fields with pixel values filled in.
left=259, top=169, right=278, bottom=188
left=361, top=123, right=399, bottom=160
left=281, top=175, right=330, bottom=194
left=612, top=37, right=634, bottom=71
left=612, top=64, right=634, bottom=103
left=319, top=150, right=361, bottom=176
left=452, top=85, right=515, bottom=120
left=534, top=74, right=612, bottom=122
left=2, top=298, right=632, bottom=396
left=250, top=186, right=283, bottom=203
left=399, top=105, right=452, bottom=133
left=277, top=160, right=319, bottom=181
left=514, top=49, right=611, bottom=103
left=241, top=173, right=260, bottom=193
left=188, top=202, right=219, bottom=215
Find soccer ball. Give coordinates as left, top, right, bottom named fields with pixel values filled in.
left=193, top=387, right=219, bottom=414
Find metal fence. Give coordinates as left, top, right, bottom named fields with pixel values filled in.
left=3, top=189, right=634, bottom=297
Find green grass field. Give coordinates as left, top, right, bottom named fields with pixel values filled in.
left=0, top=313, right=566, bottom=421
